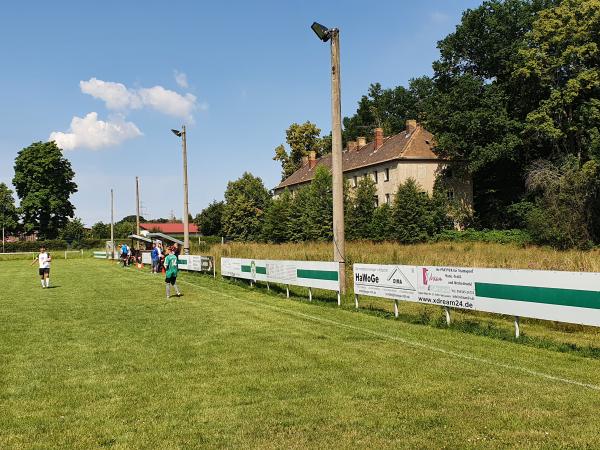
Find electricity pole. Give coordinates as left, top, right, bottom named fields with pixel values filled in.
left=171, top=125, right=190, bottom=255
left=330, top=28, right=346, bottom=296
left=135, top=176, right=141, bottom=236
left=182, top=126, right=190, bottom=255
left=110, top=188, right=114, bottom=259
left=311, top=22, right=346, bottom=297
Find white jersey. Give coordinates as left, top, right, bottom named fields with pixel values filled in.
left=38, top=252, right=51, bottom=269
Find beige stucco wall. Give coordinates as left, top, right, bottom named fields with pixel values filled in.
left=276, top=160, right=473, bottom=208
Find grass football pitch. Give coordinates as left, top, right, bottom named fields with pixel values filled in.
left=1, top=258, right=600, bottom=449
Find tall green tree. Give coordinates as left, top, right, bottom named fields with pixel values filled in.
left=346, top=177, right=377, bottom=240
left=222, top=172, right=271, bottom=241
left=273, top=121, right=324, bottom=180
left=371, top=204, right=394, bottom=242
left=305, top=166, right=333, bottom=241
left=515, top=0, right=600, bottom=161
left=343, top=82, right=420, bottom=143
left=13, top=141, right=77, bottom=239
left=195, top=200, right=224, bottom=236
left=392, top=178, right=436, bottom=243
left=287, top=187, right=310, bottom=242
left=0, top=183, right=19, bottom=234
left=60, top=218, right=86, bottom=243
left=90, top=222, right=110, bottom=239
left=262, top=190, right=292, bottom=243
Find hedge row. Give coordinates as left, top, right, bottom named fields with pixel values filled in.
left=2, top=239, right=106, bottom=252
left=433, top=229, right=533, bottom=245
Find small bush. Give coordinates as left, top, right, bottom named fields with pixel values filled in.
left=433, top=229, right=533, bottom=245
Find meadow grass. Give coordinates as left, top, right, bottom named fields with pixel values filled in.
left=201, top=241, right=600, bottom=351
left=1, top=258, right=600, bottom=448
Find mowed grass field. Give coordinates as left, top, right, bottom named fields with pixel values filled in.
left=2, top=259, right=600, bottom=448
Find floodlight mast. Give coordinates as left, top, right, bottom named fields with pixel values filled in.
left=311, top=22, right=346, bottom=299
left=171, top=126, right=190, bottom=255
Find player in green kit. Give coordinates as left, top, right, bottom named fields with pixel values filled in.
left=164, top=246, right=181, bottom=299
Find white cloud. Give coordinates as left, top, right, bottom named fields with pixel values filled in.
left=138, top=86, right=197, bottom=121
left=80, top=78, right=142, bottom=110
left=174, top=70, right=189, bottom=89
left=49, top=112, right=142, bottom=151
left=79, top=77, right=200, bottom=121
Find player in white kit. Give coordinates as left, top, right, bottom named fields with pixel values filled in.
left=31, top=245, right=52, bottom=288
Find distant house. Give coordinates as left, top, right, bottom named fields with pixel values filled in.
left=139, top=223, right=199, bottom=234
left=273, top=120, right=472, bottom=207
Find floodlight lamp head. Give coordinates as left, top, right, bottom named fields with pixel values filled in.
left=171, top=129, right=182, bottom=137
left=311, top=22, right=331, bottom=42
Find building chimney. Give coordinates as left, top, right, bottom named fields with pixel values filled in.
left=357, top=136, right=367, bottom=148
left=348, top=141, right=358, bottom=152
left=374, top=128, right=384, bottom=150
left=302, top=155, right=309, bottom=166
left=308, top=150, right=317, bottom=169
left=406, top=119, right=418, bottom=134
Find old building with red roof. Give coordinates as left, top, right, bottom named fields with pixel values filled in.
left=274, top=120, right=472, bottom=207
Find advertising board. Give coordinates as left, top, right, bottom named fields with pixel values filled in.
left=221, top=258, right=340, bottom=292
left=354, top=264, right=600, bottom=327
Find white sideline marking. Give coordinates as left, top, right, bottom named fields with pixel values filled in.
left=138, top=270, right=600, bottom=392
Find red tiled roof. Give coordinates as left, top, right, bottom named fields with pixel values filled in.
left=139, top=223, right=198, bottom=233
left=275, top=125, right=439, bottom=190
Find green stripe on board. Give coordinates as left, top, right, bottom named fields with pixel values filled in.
left=297, top=269, right=338, bottom=281
left=475, top=282, right=600, bottom=310
left=178, top=259, right=187, bottom=265
left=241, top=265, right=267, bottom=274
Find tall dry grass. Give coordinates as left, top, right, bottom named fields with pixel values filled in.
left=200, top=240, right=600, bottom=272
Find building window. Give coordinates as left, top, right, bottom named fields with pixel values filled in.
left=373, top=195, right=379, bottom=207
left=352, top=175, right=357, bottom=187
left=385, top=193, right=390, bottom=205
left=447, top=190, right=455, bottom=201
left=373, top=170, right=378, bottom=183
left=384, top=168, right=390, bottom=182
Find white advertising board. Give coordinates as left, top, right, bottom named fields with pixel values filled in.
left=221, top=258, right=340, bottom=292
left=354, top=264, right=600, bottom=327
left=178, top=255, right=215, bottom=273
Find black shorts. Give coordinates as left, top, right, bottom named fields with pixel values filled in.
left=39, top=268, right=50, bottom=276
left=165, top=275, right=177, bottom=285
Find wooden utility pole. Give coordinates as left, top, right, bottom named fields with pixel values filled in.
left=135, top=176, right=141, bottom=237
left=110, top=188, right=115, bottom=258
left=330, top=29, right=346, bottom=296
left=181, top=125, right=190, bottom=255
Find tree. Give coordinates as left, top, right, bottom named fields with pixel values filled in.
left=222, top=172, right=271, bottom=241
left=60, top=218, right=86, bottom=243
left=13, top=141, right=77, bottom=239
left=305, top=166, right=333, bottom=241
left=119, top=215, right=145, bottom=223
left=114, top=221, right=135, bottom=239
left=273, top=122, right=324, bottom=180
left=287, top=187, right=311, bottom=242
left=195, top=201, right=224, bottom=236
left=262, top=190, right=292, bottom=243
left=90, top=222, right=110, bottom=239
left=525, top=157, right=600, bottom=248
left=391, top=179, right=450, bottom=243
left=0, top=183, right=19, bottom=235
left=343, top=82, right=420, bottom=143
left=515, top=0, right=600, bottom=161
left=346, top=177, right=377, bottom=240
left=371, top=204, right=394, bottom=241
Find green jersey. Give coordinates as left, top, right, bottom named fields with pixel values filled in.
left=165, top=254, right=179, bottom=277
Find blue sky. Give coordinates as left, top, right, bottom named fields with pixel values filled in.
left=0, top=0, right=481, bottom=226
